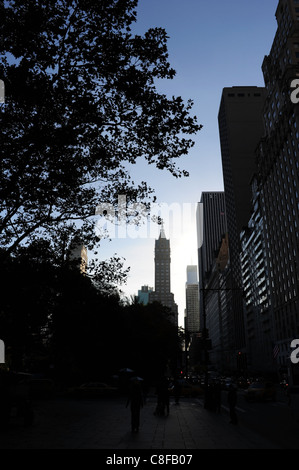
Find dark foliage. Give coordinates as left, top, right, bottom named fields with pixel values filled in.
left=0, top=0, right=202, bottom=258
left=1, top=250, right=181, bottom=384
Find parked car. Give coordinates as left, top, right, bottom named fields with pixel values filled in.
left=73, top=382, right=118, bottom=398
left=245, top=381, right=276, bottom=402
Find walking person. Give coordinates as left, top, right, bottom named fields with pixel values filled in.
left=228, top=383, right=238, bottom=425
left=155, top=377, right=169, bottom=417
left=126, top=379, right=144, bottom=433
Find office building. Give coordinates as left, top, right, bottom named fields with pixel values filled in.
left=240, top=176, right=275, bottom=373
left=196, top=192, right=230, bottom=370
left=137, top=285, right=153, bottom=305
left=218, top=87, right=267, bottom=358
left=196, top=192, right=227, bottom=328
left=185, top=266, right=200, bottom=334
left=186, top=265, right=198, bottom=286
left=204, top=233, right=232, bottom=371
left=149, top=227, right=178, bottom=325
left=255, top=0, right=299, bottom=373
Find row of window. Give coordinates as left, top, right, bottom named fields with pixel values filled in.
left=227, top=93, right=262, bottom=98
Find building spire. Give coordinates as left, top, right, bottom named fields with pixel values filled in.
left=159, top=222, right=166, bottom=239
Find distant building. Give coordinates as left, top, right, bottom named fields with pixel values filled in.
left=196, top=192, right=229, bottom=371
left=196, top=192, right=227, bottom=330
left=137, top=285, right=154, bottom=305
left=185, top=266, right=200, bottom=334
left=149, top=227, right=178, bottom=326
left=69, top=243, right=88, bottom=275
left=204, top=233, right=232, bottom=371
left=186, top=265, right=198, bottom=285
left=185, top=284, right=200, bottom=333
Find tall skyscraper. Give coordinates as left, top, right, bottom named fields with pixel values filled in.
left=196, top=192, right=229, bottom=370
left=186, top=265, right=198, bottom=285
left=196, top=192, right=227, bottom=326
left=254, top=0, right=299, bottom=373
left=197, top=193, right=227, bottom=279
left=218, top=87, right=267, bottom=233
left=218, top=87, right=267, bottom=357
left=149, top=227, right=178, bottom=325
left=240, top=176, right=275, bottom=373
left=185, top=266, right=200, bottom=334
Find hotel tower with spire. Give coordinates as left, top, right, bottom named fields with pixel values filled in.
left=149, top=226, right=178, bottom=326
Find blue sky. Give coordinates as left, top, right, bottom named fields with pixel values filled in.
left=97, top=0, right=278, bottom=326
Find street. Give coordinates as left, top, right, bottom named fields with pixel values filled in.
left=218, top=389, right=299, bottom=449
left=0, top=389, right=298, bottom=449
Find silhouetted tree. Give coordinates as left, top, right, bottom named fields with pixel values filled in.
left=0, top=241, right=127, bottom=375
left=0, top=0, right=202, bottom=259
left=1, top=243, right=182, bottom=384
left=118, top=301, right=181, bottom=382
left=0, top=246, right=58, bottom=370
left=50, top=267, right=123, bottom=383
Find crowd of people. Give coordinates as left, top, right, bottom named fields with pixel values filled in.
left=126, top=375, right=239, bottom=433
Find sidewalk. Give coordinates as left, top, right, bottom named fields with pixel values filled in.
left=113, top=396, right=279, bottom=450
left=0, top=393, right=279, bottom=450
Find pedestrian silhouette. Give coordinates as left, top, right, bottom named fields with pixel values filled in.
left=155, top=377, right=169, bottom=417
left=228, top=384, right=238, bottom=425
left=126, top=379, right=143, bottom=433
